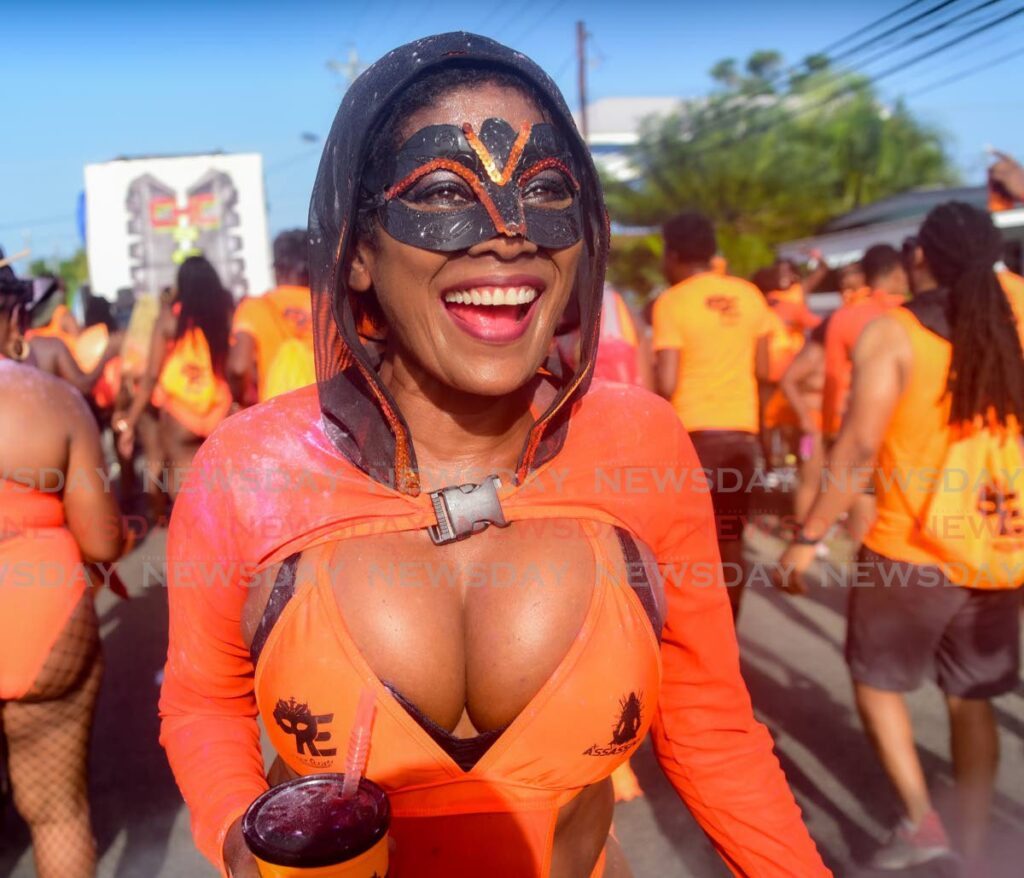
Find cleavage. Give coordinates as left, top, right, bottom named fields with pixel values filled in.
left=328, top=518, right=601, bottom=735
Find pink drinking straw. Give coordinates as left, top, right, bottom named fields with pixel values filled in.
left=340, top=687, right=377, bottom=800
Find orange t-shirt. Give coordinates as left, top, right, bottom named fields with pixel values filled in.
left=822, top=290, right=903, bottom=437
left=652, top=272, right=773, bottom=433
left=999, top=270, right=1024, bottom=338
left=232, top=285, right=313, bottom=401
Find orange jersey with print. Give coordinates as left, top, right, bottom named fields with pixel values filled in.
left=652, top=273, right=772, bottom=433
left=863, top=307, right=1024, bottom=584
left=232, top=286, right=313, bottom=402
left=822, top=290, right=902, bottom=437
left=151, top=328, right=232, bottom=437
left=159, top=382, right=829, bottom=878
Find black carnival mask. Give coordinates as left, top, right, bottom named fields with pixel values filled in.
left=363, top=118, right=583, bottom=251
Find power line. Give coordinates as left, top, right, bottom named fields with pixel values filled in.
left=830, top=0, right=961, bottom=65
left=858, top=4, right=1024, bottom=85
left=881, top=17, right=1024, bottom=89
left=676, top=1, right=978, bottom=148
left=837, top=0, right=1005, bottom=73
left=504, top=0, right=568, bottom=46
left=725, top=0, right=965, bottom=100
left=907, top=40, right=1024, bottom=95
left=816, top=0, right=933, bottom=57
left=685, top=4, right=1024, bottom=156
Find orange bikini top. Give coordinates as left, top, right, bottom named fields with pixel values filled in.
left=250, top=530, right=660, bottom=876
left=254, top=528, right=660, bottom=792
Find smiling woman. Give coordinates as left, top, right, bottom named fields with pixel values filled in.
left=158, top=32, right=830, bottom=878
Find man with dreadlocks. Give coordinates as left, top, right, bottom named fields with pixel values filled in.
left=776, top=202, right=1024, bottom=874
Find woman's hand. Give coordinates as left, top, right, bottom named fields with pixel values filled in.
left=223, top=816, right=260, bottom=877
left=990, top=150, right=1024, bottom=201
left=774, top=542, right=818, bottom=596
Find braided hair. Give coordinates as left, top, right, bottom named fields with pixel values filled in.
left=918, top=201, right=1024, bottom=426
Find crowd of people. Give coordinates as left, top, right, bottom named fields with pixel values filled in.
left=2, top=30, right=1024, bottom=878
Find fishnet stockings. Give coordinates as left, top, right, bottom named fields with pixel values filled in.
left=1, top=592, right=102, bottom=878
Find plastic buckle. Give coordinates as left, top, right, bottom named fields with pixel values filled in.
left=427, top=475, right=507, bottom=545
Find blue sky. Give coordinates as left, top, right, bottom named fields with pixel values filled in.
left=3, top=0, right=1023, bottom=263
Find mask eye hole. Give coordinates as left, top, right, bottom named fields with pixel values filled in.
left=520, top=169, right=575, bottom=209
left=400, top=170, right=476, bottom=211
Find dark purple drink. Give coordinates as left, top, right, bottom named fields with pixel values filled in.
left=243, top=773, right=389, bottom=875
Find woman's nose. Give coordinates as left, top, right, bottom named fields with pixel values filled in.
left=467, top=233, right=539, bottom=260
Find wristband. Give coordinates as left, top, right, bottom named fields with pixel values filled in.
left=792, top=530, right=820, bottom=546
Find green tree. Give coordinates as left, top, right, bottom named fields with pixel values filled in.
left=28, top=248, right=90, bottom=298
left=604, top=51, right=957, bottom=288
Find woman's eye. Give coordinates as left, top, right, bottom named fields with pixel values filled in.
left=402, top=172, right=475, bottom=209
left=521, top=170, right=574, bottom=207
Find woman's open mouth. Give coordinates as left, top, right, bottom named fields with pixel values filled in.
left=441, top=279, right=545, bottom=343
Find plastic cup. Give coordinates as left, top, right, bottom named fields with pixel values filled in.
left=242, top=774, right=389, bottom=877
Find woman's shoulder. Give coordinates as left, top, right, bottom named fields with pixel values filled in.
left=0, top=359, right=88, bottom=413
left=570, top=380, right=687, bottom=458
left=190, top=384, right=326, bottom=474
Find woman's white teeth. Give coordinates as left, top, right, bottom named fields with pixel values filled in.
left=443, top=287, right=539, bottom=306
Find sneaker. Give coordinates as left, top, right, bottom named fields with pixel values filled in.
left=869, top=810, right=953, bottom=870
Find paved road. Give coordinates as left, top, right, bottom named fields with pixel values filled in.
left=2, top=526, right=1022, bottom=877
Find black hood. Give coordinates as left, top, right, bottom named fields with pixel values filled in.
left=308, top=32, right=608, bottom=496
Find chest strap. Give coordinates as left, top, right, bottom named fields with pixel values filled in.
left=250, top=553, right=300, bottom=666
left=614, top=527, right=663, bottom=640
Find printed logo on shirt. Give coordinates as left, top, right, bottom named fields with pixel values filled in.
left=282, top=307, right=311, bottom=337
left=182, top=363, right=206, bottom=390
left=583, top=691, right=643, bottom=757
left=978, top=480, right=1024, bottom=545
left=704, top=295, right=740, bottom=325
left=273, top=697, right=337, bottom=757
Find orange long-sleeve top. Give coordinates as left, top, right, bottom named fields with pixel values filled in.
left=159, top=382, right=830, bottom=877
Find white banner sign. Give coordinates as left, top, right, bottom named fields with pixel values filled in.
left=84, top=153, right=272, bottom=302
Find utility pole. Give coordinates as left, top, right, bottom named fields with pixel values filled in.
left=576, top=20, right=589, bottom=143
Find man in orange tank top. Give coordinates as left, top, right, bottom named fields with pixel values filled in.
left=822, top=245, right=909, bottom=545
left=777, top=203, right=1024, bottom=874
left=653, top=211, right=773, bottom=618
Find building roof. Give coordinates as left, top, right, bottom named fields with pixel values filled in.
left=778, top=185, right=1024, bottom=266
left=821, top=186, right=987, bottom=232
left=573, top=96, right=685, bottom=146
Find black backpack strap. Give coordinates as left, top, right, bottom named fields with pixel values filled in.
left=250, top=553, right=301, bottom=666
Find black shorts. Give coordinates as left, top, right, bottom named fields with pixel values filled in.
left=846, top=547, right=1022, bottom=698
left=689, top=430, right=762, bottom=543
